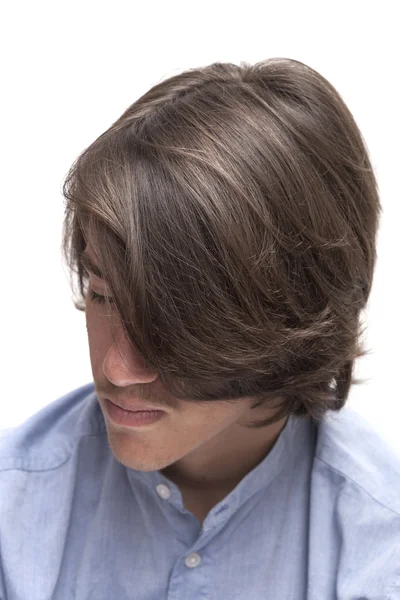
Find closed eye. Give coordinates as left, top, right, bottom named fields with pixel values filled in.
left=89, top=290, right=114, bottom=304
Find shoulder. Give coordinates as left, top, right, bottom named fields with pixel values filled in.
left=311, top=406, right=400, bottom=597
left=0, top=384, right=109, bottom=598
left=314, top=405, right=400, bottom=514
left=0, top=382, right=105, bottom=472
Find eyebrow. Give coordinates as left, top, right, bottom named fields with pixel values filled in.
left=81, top=253, right=104, bottom=279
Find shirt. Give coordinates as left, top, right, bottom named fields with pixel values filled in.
left=0, top=383, right=399, bottom=600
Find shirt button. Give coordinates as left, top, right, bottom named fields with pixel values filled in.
left=156, top=483, right=171, bottom=499
left=185, top=552, right=201, bottom=568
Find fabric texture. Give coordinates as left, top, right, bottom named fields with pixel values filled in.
left=0, top=383, right=399, bottom=599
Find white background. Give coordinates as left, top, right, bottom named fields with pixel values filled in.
left=0, top=1, right=399, bottom=454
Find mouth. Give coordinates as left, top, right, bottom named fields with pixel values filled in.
left=104, top=398, right=167, bottom=428
left=107, top=397, right=166, bottom=413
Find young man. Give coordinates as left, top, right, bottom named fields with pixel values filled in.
left=1, top=58, right=399, bottom=599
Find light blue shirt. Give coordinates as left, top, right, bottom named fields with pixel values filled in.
left=0, top=383, right=399, bottom=599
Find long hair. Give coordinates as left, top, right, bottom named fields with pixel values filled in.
left=61, top=57, right=382, bottom=428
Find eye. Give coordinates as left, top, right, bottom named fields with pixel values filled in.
left=89, top=290, right=114, bottom=304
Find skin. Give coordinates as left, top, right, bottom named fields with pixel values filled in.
left=84, top=249, right=289, bottom=516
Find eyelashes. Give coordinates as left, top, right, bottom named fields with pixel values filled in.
left=89, top=290, right=114, bottom=304
left=84, top=267, right=114, bottom=305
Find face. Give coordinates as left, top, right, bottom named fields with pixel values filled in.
left=84, top=249, right=284, bottom=477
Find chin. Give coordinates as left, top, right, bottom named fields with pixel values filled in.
left=105, top=430, right=175, bottom=473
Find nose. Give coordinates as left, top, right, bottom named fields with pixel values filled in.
left=102, top=328, right=159, bottom=387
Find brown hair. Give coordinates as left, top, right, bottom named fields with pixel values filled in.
left=62, top=57, right=381, bottom=428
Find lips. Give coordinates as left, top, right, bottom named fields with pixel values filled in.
left=107, top=398, right=165, bottom=413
